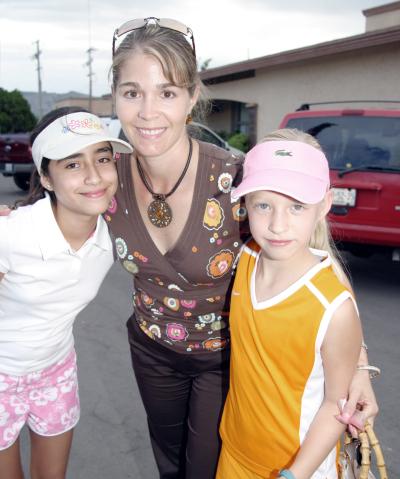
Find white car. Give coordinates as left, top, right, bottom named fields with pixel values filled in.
left=104, top=118, right=244, bottom=157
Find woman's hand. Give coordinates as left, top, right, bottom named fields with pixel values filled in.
left=336, top=369, right=379, bottom=436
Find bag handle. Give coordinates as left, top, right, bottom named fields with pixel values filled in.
left=361, top=423, right=388, bottom=479
left=344, top=422, right=389, bottom=479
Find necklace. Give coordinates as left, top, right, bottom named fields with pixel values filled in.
left=136, top=138, right=193, bottom=228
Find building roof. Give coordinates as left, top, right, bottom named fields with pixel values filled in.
left=200, top=26, right=400, bottom=84
left=363, top=1, right=400, bottom=17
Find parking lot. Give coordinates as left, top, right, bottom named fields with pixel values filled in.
left=1, top=175, right=399, bottom=477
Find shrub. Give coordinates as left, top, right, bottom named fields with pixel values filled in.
left=228, top=132, right=250, bottom=152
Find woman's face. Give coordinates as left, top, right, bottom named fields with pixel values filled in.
left=114, top=53, right=198, bottom=160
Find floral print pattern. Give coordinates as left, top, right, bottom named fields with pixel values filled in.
left=181, top=299, right=197, bottom=309
left=232, top=203, right=248, bottom=222
left=163, top=297, right=180, bottom=312
left=115, top=237, right=128, bottom=259
left=207, top=250, right=235, bottom=279
left=166, top=323, right=189, bottom=342
left=123, top=260, right=139, bottom=275
left=217, top=173, right=233, bottom=193
left=202, top=337, right=228, bottom=352
left=0, top=351, right=79, bottom=450
left=105, top=143, right=248, bottom=352
left=203, top=199, right=225, bottom=231
left=198, top=313, right=217, bottom=324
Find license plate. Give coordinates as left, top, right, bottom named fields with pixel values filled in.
left=332, top=188, right=356, bottom=207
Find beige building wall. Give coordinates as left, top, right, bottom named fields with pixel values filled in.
left=55, top=97, right=113, bottom=117
left=364, top=1, right=400, bottom=31
left=366, top=10, right=400, bottom=30
left=207, top=103, right=232, bottom=134
left=206, top=44, right=400, bottom=140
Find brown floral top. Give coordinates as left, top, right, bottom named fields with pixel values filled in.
left=105, top=141, right=248, bottom=353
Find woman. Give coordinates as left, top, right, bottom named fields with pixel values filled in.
left=107, top=17, right=378, bottom=479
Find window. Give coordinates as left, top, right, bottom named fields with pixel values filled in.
left=187, top=124, right=224, bottom=148
left=286, top=116, right=400, bottom=170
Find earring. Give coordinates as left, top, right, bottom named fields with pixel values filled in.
left=186, top=114, right=193, bottom=125
left=46, top=184, right=53, bottom=191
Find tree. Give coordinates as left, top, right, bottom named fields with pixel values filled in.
left=0, top=88, right=37, bottom=133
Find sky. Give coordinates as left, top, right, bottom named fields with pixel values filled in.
left=0, top=0, right=385, bottom=97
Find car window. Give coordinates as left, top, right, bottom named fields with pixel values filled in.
left=187, top=125, right=224, bottom=148
left=111, top=120, right=227, bottom=151
left=285, top=116, right=400, bottom=170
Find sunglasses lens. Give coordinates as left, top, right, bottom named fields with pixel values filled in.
left=116, top=18, right=146, bottom=38
left=157, top=18, right=188, bottom=35
left=113, top=17, right=195, bottom=58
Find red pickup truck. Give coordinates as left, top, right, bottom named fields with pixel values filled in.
left=0, top=133, right=33, bottom=191
left=279, top=103, right=400, bottom=260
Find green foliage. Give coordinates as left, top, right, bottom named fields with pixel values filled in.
left=0, top=88, right=37, bottom=133
left=228, top=132, right=250, bottom=152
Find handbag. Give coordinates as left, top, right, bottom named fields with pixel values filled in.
left=339, top=423, right=388, bottom=479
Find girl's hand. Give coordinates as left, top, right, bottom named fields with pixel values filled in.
left=336, top=370, right=379, bottom=437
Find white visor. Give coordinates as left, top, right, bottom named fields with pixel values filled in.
left=32, top=112, right=133, bottom=171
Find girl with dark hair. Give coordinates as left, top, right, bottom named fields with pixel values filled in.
left=16, top=106, right=88, bottom=208
left=0, top=107, right=131, bottom=479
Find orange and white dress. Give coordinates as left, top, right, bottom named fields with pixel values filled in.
left=218, top=240, right=355, bottom=479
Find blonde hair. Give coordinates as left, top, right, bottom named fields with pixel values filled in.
left=260, top=128, right=349, bottom=283
left=110, top=25, right=209, bottom=120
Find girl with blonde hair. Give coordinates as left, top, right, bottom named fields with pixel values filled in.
left=217, top=129, right=362, bottom=479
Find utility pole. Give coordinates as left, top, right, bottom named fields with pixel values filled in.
left=32, top=40, right=43, bottom=118
left=86, top=47, right=95, bottom=112
left=85, top=0, right=95, bottom=112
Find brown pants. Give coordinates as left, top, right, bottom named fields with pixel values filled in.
left=127, top=316, right=230, bottom=479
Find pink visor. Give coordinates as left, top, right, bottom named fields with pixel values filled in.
left=231, top=140, right=330, bottom=204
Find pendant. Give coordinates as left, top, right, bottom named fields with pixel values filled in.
left=147, top=197, right=173, bottom=228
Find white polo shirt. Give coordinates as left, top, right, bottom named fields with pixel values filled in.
left=0, top=195, right=114, bottom=375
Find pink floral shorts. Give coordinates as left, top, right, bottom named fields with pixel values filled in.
left=0, top=349, right=80, bottom=451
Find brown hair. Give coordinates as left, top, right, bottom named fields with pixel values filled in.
left=111, top=24, right=209, bottom=120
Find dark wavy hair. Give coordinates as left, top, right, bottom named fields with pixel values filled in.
left=15, top=106, right=90, bottom=208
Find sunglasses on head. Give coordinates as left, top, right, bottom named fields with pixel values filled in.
left=112, top=17, right=196, bottom=58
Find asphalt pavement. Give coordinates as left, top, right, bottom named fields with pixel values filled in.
left=1, top=175, right=399, bottom=478
left=18, top=261, right=158, bottom=479
left=0, top=177, right=157, bottom=478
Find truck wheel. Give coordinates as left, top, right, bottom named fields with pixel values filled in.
left=13, top=173, right=31, bottom=191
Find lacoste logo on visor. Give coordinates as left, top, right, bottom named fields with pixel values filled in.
left=274, top=149, right=293, bottom=157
